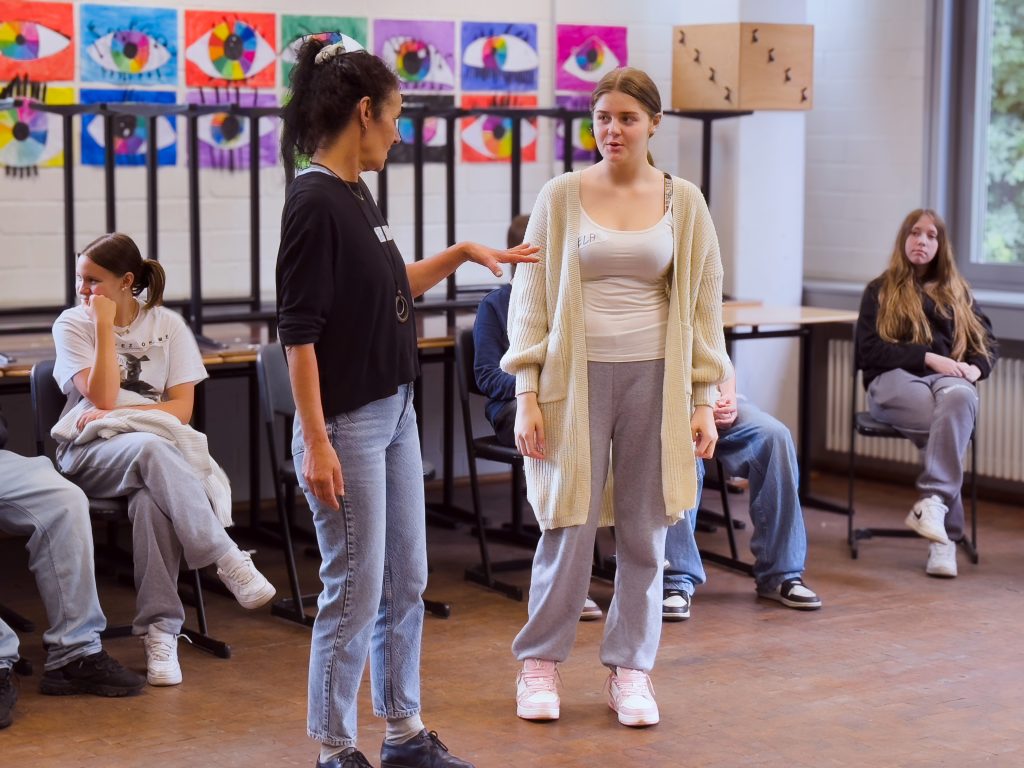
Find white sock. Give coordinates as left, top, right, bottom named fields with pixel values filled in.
left=385, top=714, right=424, bottom=744
left=319, top=745, right=356, bottom=763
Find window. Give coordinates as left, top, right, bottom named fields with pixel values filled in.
left=931, top=0, right=1024, bottom=288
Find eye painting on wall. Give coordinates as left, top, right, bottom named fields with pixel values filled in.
left=80, top=88, right=177, bottom=166
left=187, top=89, right=277, bottom=171
left=556, top=24, right=627, bottom=92
left=375, top=19, right=455, bottom=93
left=0, top=0, right=74, bottom=81
left=280, top=15, right=367, bottom=85
left=79, top=4, right=177, bottom=85
left=389, top=94, right=452, bottom=164
left=184, top=10, right=276, bottom=89
left=0, top=75, right=72, bottom=177
left=461, top=22, right=538, bottom=92
left=554, top=94, right=597, bottom=162
left=460, top=93, right=537, bottom=164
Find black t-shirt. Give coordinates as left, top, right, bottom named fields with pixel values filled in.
left=276, top=170, right=419, bottom=418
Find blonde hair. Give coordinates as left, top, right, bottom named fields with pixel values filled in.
left=590, top=67, right=661, bottom=166
left=876, top=209, right=992, bottom=362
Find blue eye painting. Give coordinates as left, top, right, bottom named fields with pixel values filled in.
left=461, top=22, right=538, bottom=92
left=80, top=87, right=177, bottom=166
left=80, top=4, right=178, bottom=85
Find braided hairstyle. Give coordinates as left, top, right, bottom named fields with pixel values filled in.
left=280, top=38, right=400, bottom=169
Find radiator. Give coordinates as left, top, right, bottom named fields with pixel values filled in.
left=825, top=339, right=1024, bottom=482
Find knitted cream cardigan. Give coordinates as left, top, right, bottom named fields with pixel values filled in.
left=501, top=171, right=732, bottom=531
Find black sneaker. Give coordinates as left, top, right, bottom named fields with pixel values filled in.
left=316, top=749, right=374, bottom=768
left=380, top=730, right=475, bottom=768
left=662, top=589, right=691, bottom=621
left=39, top=650, right=145, bottom=697
left=0, top=668, right=17, bottom=729
left=756, top=577, right=822, bottom=610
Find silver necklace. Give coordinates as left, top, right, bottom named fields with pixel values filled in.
left=307, top=161, right=409, bottom=324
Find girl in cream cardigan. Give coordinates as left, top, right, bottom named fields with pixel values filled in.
left=502, top=67, right=732, bottom=728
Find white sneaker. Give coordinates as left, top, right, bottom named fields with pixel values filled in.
left=606, top=668, right=659, bottom=727
left=905, top=496, right=951, bottom=544
left=144, top=629, right=182, bottom=686
left=516, top=659, right=559, bottom=721
left=926, top=541, right=958, bottom=578
left=216, top=549, right=277, bottom=609
left=580, top=596, right=603, bottom=621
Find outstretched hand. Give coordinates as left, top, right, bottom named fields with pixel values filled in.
left=463, top=242, right=540, bottom=278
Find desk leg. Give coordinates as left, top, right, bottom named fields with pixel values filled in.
left=798, top=327, right=849, bottom=515
left=443, top=347, right=454, bottom=508
left=249, top=367, right=260, bottom=523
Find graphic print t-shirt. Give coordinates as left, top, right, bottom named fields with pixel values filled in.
left=53, top=302, right=208, bottom=401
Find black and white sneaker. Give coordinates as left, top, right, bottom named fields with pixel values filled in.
left=662, top=589, right=691, bottom=621
left=757, top=577, right=822, bottom=610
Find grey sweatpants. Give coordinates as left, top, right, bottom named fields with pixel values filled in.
left=58, top=432, right=237, bottom=635
left=512, top=359, right=669, bottom=673
left=867, top=369, right=978, bottom=540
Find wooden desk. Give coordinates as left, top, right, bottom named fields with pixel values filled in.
left=721, top=304, right=858, bottom=511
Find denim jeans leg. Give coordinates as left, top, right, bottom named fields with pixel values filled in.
left=0, top=451, right=106, bottom=669
left=716, top=401, right=807, bottom=591
left=295, top=385, right=424, bottom=747
left=663, top=458, right=705, bottom=596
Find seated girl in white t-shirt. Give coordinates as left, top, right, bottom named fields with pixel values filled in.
left=51, top=232, right=276, bottom=687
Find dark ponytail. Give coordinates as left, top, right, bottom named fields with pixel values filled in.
left=79, top=232, right=165, bottom=309
left=280, top=38, right=400, bottom=169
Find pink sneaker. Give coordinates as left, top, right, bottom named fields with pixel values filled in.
left=606, top=668, right=659, bottom=726
left=516, top=659, right=559, bottom=721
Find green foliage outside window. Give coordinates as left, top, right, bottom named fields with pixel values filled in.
left=985, top=0, right=1024, bottom=264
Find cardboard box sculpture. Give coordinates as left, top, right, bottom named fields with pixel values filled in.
left=671, top=23, right=813, bottom=111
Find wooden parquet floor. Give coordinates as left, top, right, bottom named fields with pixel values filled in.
left=1, top=473, right=1022, bottom=768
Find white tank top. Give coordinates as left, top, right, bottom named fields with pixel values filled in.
left=578, top=205, right=674, bottom=362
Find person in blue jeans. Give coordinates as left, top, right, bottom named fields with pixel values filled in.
left=0, top=410, right=145, bottom=730
left=473, top=214, right=603, bottom=623
left=662, top=375, right=822, bottom=620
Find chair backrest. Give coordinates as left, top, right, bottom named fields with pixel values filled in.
left=29, top=359, right=65, bottom=460
left=255, top=342, right=295, bottom=474
left=455, top=327, right=483, bottom=404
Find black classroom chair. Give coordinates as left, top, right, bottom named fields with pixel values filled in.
left=454, top=327, right=532, bottom=602
left=30, top=359, right=231, bottom=658
left=846, top=365, right=979, bottom=563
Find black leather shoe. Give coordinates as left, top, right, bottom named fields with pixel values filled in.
left=0, top=668, right=17, bottom=729
left=39, top=650, right=145, bottom=697
left=316, top=749, right=374, bottom=767
left=380, top=730, right=475, bottom=768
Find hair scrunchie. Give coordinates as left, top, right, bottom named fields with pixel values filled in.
left=315, top=41, right=347, bottom=65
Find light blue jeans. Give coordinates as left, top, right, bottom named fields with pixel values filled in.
left=0, top=451, right=106, bottom=671
left=293, top=384, right=427, bottom=748
left=664, top=399, right=807, bottom=594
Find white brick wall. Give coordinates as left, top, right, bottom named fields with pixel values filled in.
left=803, top=0, right=929, bottom=284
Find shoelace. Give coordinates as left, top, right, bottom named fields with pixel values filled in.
left=145, top=633, right=189, bottom=662
left=425, top=731, right=450, bottom=753
left=613, top=670, right=655, bottom=699
left=520, top=667, right=560, bottom=694
left=339, top=752, right=372, bottom=768
left=222, top=553, right=256, bottom=586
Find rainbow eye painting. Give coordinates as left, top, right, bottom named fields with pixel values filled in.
left=389, top=94, right=452, bottom=164
left=79, top=88, right=177, bottom=166
left=80, top=4, right=177, bottom=84
left=280, top=14, right=368, bottom=83
left=375, top=19, right=455, bottom=92
left=0, top=82, right=71, bottom=176
left=184, top=11, right=276, bottom=88
left=555, top=94, right=598, bottom=162
left=0, top=0, right=75, bottom=80
left=461, top=22, right=538, bottom=91
left=460, top=94, right=537, bottom=164
left=556, top=24, right=628, bottom=92
left=187, top=89, right=278, bottom=171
